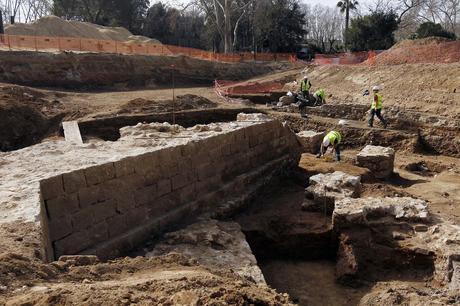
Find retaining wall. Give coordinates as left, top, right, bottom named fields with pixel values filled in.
left=39, top=119, right=301, bottom=261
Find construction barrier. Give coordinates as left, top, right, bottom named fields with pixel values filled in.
left=0, top=33, right=296, bottom=64
left=313, top=51, right=383, bottom=66
left=215, top=79, right=285, bottom=97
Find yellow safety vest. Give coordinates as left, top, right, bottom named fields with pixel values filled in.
left=371, top=93, right=383, bottom=110
left=324, top=131, right=342, bottom=145
left=314, top=89, right=325, bottom=100
left=300, top=80, right=311, bottom=92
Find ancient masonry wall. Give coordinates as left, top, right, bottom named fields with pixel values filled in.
left=39, top=120, right=301, bottom=261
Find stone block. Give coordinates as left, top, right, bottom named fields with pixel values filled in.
left=237, top=112, right=271, bottom=122
left=279, top=95, right=295, bottom=105
left=126, top=206, right=149, bottom=228
left=171, top=172, right=191, bottom=191
left=71, top=207, right=95, bottom=231
left=296, top=130, right=326, bottom=154
left=134, top=185, right=157, bottom=207
left=78, top=185, right=106, bottom=208
left=357, top=145, right=395, bottom=179
left=157, top=178, right=172, bottom=197
left=114, top=157, right=136, bottom=178
left=48, top=216, right=72, bottom=241
left=91, top=199, right=117, bottom=223
left=116, top=192, right=136, bottom=213
left=54, top=231, right=90, bottom=257
left=62, top=170, right=87, bottom=193
left=88, top=221, right=109, bottom=245
left=40, top=175, right=64, bottom=200
left=85, top=163, right=116, bottom=186
left=107, top=214, right=128, bottom=238
left=177, top=183, right=197, bottom=203
left=133, top=153, right=157, bottom=176
left=303, top=171, right=361, bottom=215
left=46, top=193, right=79, bottom=220
left=333, top=197, right=429, bottom=230
left=58, top=255, right=99, bottom=266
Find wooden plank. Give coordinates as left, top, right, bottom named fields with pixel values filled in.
left=62, top=121, right=83, bottom=145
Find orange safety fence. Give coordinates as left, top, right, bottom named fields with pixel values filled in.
left=312, top=51, right=383, bottom=65
left=0, top=33, right=297, bottom=64
left=215, top=79, right=285, bottom=97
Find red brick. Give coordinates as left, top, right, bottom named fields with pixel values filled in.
left=46, top=193, right=79, bottom=220
left=40, top=175, right=64, bottom=200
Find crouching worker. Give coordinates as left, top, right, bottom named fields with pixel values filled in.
left=316, top=130, right=342, bottom=161
left=313, top=89, right=326, bottom=105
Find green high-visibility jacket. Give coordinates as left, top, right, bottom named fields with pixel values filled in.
left=300, top=79, right=311, bottom=92
left=314, top=89, right=325, bottom=101
left=371, top=93, right=383, bottom=110
left=324, top=131, right=342, bottom=145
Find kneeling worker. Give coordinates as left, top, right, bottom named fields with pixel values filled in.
left=316, top=130, right=342, bottom=161
left=313, top=88, right=326, bottom=104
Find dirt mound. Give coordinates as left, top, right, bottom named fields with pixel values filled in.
left=118, top=94, right=218, bottom=114
left=5, top=15, right=161, bottom=45
left=366, top=37, right=460, bottom=65
left=0, top=85, right=66, bottom=151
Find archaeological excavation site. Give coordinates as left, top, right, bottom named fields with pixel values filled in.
left=0, top=12, right=459, bottom=306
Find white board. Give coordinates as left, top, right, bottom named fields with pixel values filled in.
left=62, top=121, right=83, bottom=145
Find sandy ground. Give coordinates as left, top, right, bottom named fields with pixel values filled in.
left=0, top=59, right=459, bottom=304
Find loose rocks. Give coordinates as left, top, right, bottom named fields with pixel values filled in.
left=296, top=130, right=325, bottom=154
left=303, top=171, right=361, bottom=214
left=357, top=145, right=395, bottom=179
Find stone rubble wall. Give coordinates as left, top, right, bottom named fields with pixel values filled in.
left=39, top=119, right=301, bottom=261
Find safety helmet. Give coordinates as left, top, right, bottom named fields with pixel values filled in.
left=372, top=85, right=380, bottom=91
left=303, top=75, right=308, bottom=79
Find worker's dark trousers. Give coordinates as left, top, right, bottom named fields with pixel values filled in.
left=368, top=108, right=387, bottom=127
left=335, top=145, right=341, bottom=161
left=317, top=145, right=341, bottom=161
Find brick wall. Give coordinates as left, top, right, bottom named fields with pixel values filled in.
left=40, top=119, right=301, bottom=261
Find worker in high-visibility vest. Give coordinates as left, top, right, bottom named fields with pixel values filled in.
left=300, top=75, right=312, bottom=96
left=298, top=75, right=312, bottom=118
left=313, top=89, right=326, bottom=104
left=317, top=130, right=342, bottom=161
left=368, top=85, right=387, bottom=128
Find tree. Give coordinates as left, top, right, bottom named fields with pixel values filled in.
left=416, top=21, right=457, bottom=39
left=191, top=0, right=255, bottom=53
left=254, top=0, right=306, bottom=53
left=304, top=4, right=344, bottom=53
left=345, top=11, right=399, bottom=51
left=337, top=0, right=359, bottom=31
left=53, top=0, right=149, bottom=33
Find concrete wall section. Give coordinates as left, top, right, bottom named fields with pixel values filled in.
left=40, top=119, right=301, bottom=261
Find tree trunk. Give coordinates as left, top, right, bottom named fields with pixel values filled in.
left=223, top=0, right=233, bottom=53
left=0, top=9, right=4, bottom=34
left=344, top=1, right=350, bottom=46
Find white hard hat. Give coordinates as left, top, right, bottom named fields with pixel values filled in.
left=303, top=75, right=308, bottom=79
left=372, top=85, right=380, bottom=91
left=323, top=138, right=330, bottom=146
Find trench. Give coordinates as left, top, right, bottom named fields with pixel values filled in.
left=233, top=179, right=436, bottom=306
left=77, top=107, right=262, bottom=141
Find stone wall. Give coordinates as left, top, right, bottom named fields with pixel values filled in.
left=39, top=118, right=301, bottom=261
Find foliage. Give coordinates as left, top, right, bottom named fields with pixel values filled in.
left=345, top=11, right=399, bottom=51
left=53, top=0, right=149, bottom=34
left=143, top=2, right=206, bottom=49
left=254, top=0, right=306, bottom=52
left=415, top=22, right=457, bottom=40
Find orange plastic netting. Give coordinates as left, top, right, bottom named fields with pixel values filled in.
left=0, top=34, right=296, bottom=64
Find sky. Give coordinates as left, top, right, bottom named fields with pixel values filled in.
left=163, top=0, right=372, bottom=9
